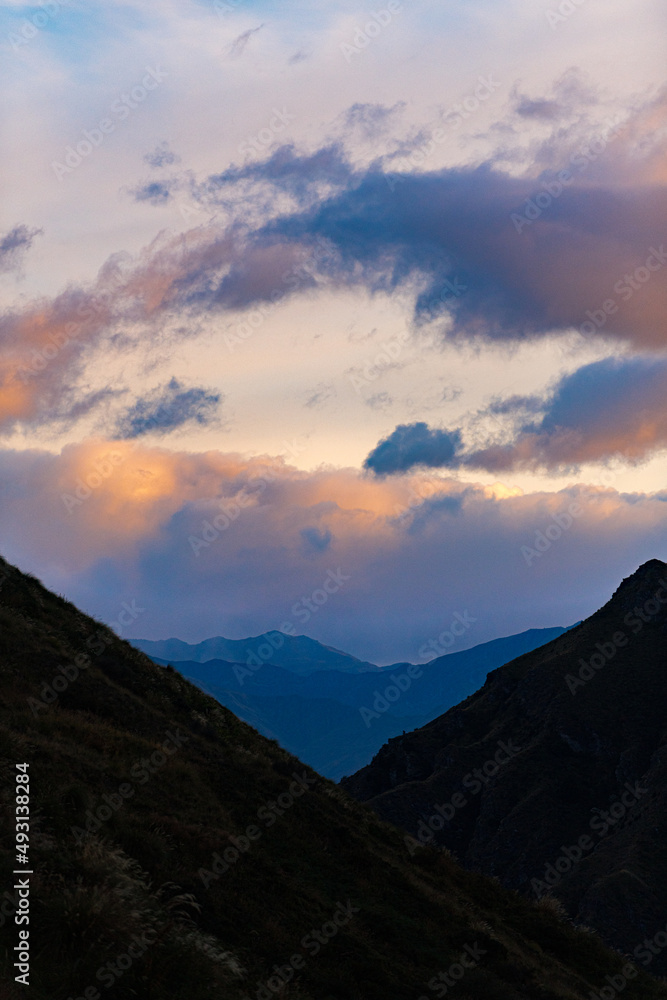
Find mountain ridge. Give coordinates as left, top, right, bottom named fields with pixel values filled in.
left=342, top=558, right=667, bottom=971
left=2, top=553, right=667, bottom=998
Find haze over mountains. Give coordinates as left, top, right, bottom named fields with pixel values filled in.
left=343, top=558, right=667, bottom=974
left=136, top=626, right=572, bottom=779
left=5, top=554, right=664, bottom=999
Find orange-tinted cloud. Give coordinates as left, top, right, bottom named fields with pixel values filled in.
left=1, top=440, right=666, bottom=662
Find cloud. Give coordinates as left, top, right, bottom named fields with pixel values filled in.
left=460, top=355, right=667, bottom=472
left=1, top=440, right=666, bottom=663
left=0, top=225, right=41, bottom=274
left=343, top=102, right=406, bottom=140
left=366, top=356, right=667, bottom=475
left=132, top=181, right=175, bottom=205
left=144, top=142, right=180, bottom=169
left=300, top=526, right=333, bottom=553
left=227, top=24, right=263, bottom=58
left=1, top=89, right=666, bottom=436
left=114, top=378, right=222, bottom=438
left=304, top=382, right=336, bottom=409
left=364, top=422, right=463, bottom=475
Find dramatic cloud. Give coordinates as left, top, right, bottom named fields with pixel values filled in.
left=364, top=422, right=462, bottom=475
left=1, top=89, right=665, bottom=446
left=114, top=378, right=222, bottom=438
left=1, top=441, right=666, bottom=663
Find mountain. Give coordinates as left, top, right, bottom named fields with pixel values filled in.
left=133, top=632, right=380, bottom=674
left=3, top=555, right=666, bottom=999
left=152, top=657, right=428, bottom=779
left=342, top=559, right=667, bottom=973
left=153, top=626, right=572, bottom=780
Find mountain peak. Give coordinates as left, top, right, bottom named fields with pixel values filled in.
left=609, top=557, right=667, bottom=606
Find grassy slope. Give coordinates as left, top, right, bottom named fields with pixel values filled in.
left=1, top=556, right=666, bottom=1000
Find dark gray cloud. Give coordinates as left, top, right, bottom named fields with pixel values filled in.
left=114, top=378, right=222, bottom=438
left=364, top=422, right=463, bottom=475
left=0, top=225, right=41, bottom=274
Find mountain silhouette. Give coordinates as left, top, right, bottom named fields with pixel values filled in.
left=343, top=559, right=667, bottom=972
left=1, top=553, right=665, bottom=998
left=133, top=632, right=381, bottom=674
left=154, top=626, right=571, bottom=779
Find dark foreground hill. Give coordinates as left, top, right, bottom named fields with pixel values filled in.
left=149, top=626, right=571, bottom=779
left=342, top=559, right=667, bottom=974
left=1, top=556, right=666, bottom=999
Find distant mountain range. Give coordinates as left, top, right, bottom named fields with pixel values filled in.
left=3, top=552, right=665, bottom=1000
left=133, top=632, right=380, bottom=674
left=137, top=626, right=572, bottom=779
left=342, top=559, right=667, bottom=973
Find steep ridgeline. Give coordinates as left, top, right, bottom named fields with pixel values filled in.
left=147, top=626, right=571, bottom=780
left=342, top=560, right=667, bottom=974
left=1, top=556, right=665, bottom=999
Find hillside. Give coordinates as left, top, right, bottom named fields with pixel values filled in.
left=342, top=559, right=667, bottom=973
left=1, top=554, right=666, bottom=998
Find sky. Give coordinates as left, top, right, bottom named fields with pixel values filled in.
left=1, top=0, right=666, bottom=664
